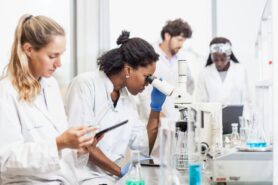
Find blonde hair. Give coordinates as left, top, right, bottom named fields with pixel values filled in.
left=7, top=14, right=65, bottom=102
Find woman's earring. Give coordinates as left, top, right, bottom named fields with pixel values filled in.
left=126, top=75, right=130, bottom=79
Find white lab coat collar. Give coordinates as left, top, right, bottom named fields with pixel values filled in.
left=154, top=43, right=178, bottom=64
left=99, top=71, right=114, bottom=96
left=98, top=70, right=130, bottom=101
left=33, top=77, right=63, bottom=133
left=38, top=77, right=52, bottom=89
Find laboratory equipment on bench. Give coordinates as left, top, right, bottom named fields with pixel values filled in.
left=230, top=123, right=240, bottom=147
left=187, top=107, right=202, bottom=185
left=211, top=151, right=273, bottom=184
left=255, top=81, right=273, bottom=144
left=125, top=150, right=145, bottom=185
left=246, top=113, right=268, bottom=149
left=196, top=103, right=223, bottom=158
left=159, top=120, right=181, bottom=185
left=175, top=120, right=188, bottom=173
left=174, top=103, right=223, bottom=184
left=239, top=116, right=248, bottom=145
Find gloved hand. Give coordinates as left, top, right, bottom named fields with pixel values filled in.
left=150, top=86, right=167, bottom=112
left=119, top=162, right=130, bottom=178
left=119, top=157, right=152, bottom=177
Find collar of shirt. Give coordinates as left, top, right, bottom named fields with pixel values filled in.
left=37, top=77, right=49, bottom=109
left=154, top=43, right=178, bottom=66
left=98, top=70, right=129, bottom=101
left=38, top=77, right=54, bottom=89
left=39, top=77, right=47, bottom=89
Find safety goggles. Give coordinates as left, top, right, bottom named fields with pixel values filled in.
left=210, top=43, right=232, bottom=56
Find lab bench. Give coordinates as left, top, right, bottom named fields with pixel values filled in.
left=116, top=151, right=272, bottom=185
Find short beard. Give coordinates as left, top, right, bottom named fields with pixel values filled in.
left=170, top=48, right=180, bottom=56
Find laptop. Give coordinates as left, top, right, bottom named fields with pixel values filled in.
left=222, top=105, right=244, bottom=134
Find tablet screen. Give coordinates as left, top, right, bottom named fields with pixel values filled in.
left=95, top=120, right=128, bottom=138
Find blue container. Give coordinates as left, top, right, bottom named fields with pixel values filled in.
left=246, top=141, right=267, bottom=148
left=189, top=164, right=201, bottom=185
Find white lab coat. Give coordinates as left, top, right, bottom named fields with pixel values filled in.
left=64, top=71, right=149, bottom=184
left=0, top=77, right=80, bottom=185
left=195, top=62, right=252, bottom=116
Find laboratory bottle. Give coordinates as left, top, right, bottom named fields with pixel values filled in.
left=187, top=114, right=201, bottom=185
left=238, top=116, right=248, bottom=145
left=163, top=134, right=182, bottom=185
left=175, top=123, right=188, bottom=173
left=188, top=156, right=201, bottom=185
left=188, top=139, right=201, bottom=185
left=125, top=150, right=145, bottom=185
left=224, top=136, right=231, bottom=149
left=230, top=123, right=240, bottom=147
left=159, top=124, right=181, bottom=185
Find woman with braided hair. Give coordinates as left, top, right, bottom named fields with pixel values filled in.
left=65, top=31, right=167, bottom=184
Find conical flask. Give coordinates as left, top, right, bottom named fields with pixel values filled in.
left=125, top=150, right=145, bottom=185
left=246, top=113, right=267, bottom=148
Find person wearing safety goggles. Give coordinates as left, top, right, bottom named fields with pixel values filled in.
left=195, top=37, right=252, bottom=118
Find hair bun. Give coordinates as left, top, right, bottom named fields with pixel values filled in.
left=116, top=30, right=130, bottom=45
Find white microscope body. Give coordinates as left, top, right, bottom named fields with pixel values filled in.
left=173, top=59, right=192, bottom=105
left=174, top=59, right=223, bottom=157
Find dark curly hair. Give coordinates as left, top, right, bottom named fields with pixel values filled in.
left=98, top=31, right=159, bottom=76
left=161, top=18, right=192, bottom=40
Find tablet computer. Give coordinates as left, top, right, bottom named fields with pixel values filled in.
left=140, top=159, right=160, bottom=167
left=95, top=120, right=128, bottom=138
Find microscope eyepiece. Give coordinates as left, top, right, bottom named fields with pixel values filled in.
left=145, top=75, right=155, bottom=84
left=145, top=75, right=174, bottom=96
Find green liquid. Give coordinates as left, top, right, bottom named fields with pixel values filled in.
left=125, top=179, right=145, bottom=185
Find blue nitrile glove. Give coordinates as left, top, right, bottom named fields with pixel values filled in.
left=119, top=162, right=130, bottom=178
left=119, top=157, right=152, bottom=177
left=150, top=86, right=167, bottom=112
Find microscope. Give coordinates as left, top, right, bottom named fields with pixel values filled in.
left=148, top=59, right=222, bottom=184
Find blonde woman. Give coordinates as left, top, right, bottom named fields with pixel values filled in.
left=0, top=14, right=96, bottom=184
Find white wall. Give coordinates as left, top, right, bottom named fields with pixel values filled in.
left=217, top=0, right=267, bottom=84
left=272, top=0, right=278, bottom=183
left=76, top=0, right=100, bottom=74
left=0, top=0, right=71, bottom=85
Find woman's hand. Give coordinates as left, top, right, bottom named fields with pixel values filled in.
left=150, top=86, right=166, bottom=112
left=56, top=126, right=96, bottom=151
left=77, top=134, right=104, bottom=155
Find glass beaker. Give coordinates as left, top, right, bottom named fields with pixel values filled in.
left=230, top=123, right=240, bottom=147
left=187, top=108, right=202, bottom=185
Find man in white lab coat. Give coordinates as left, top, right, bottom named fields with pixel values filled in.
left=0, top=14, right=95, bottom=184
left=195, top=37, right=252, bottom=117
left=65, top=31, right=166, bottom=184
left=138, top=18, right=194, bottom=162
